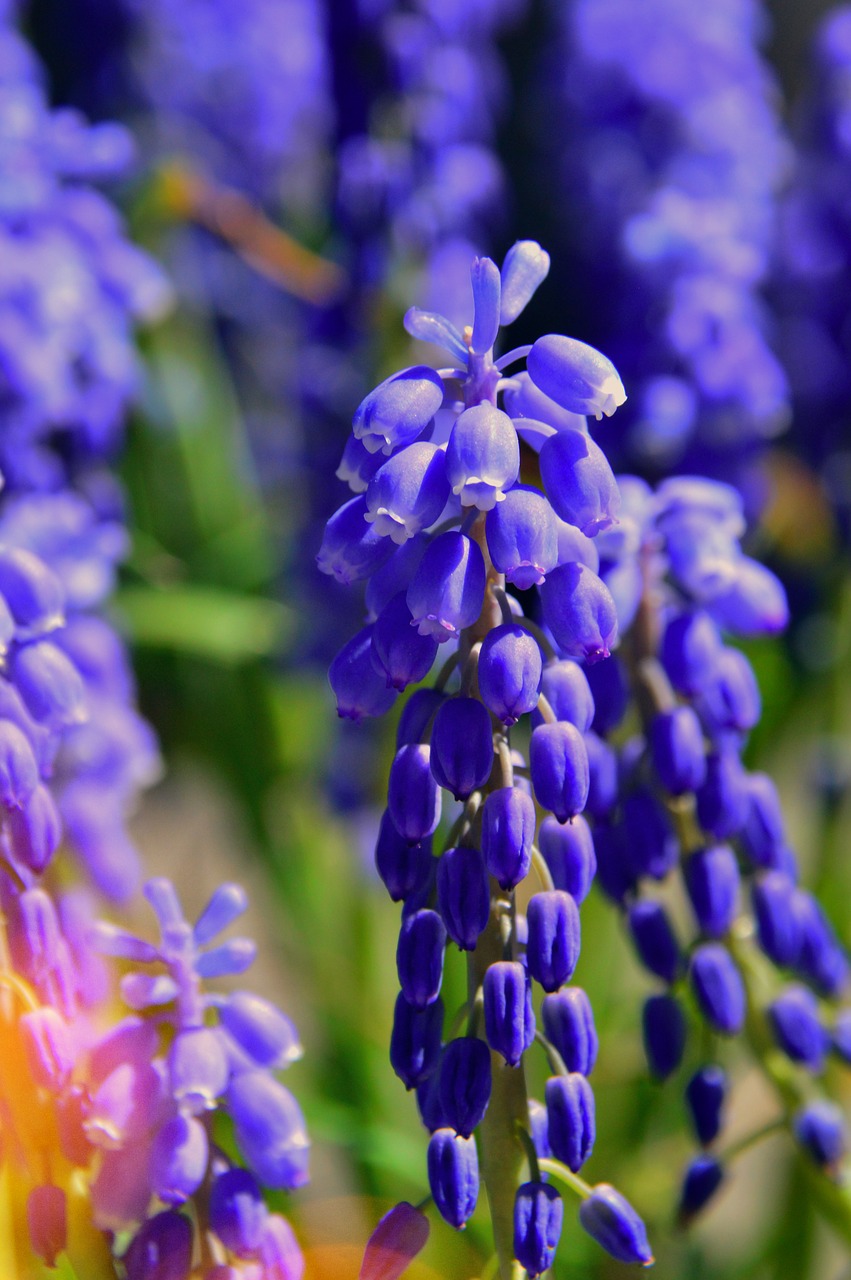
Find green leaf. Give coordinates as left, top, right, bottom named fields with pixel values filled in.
left=114, top=584, right=292, bottom=663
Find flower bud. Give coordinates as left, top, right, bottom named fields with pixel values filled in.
left=20, top=1006, right=74, bottom=1091
left=530, top=722, right=589, bottom=823
left=752, top=872, right=801, bottom=968
left=628, top=900, right=682, bottom=985
left=427, top=1129, right=479, bottom=1228
left=485, top=487, right=559, bottom=589
left=661, top=610, right=722, bottom=696
left=584, top=731, right=618, bottom=818
left=678, top=1156, right=724, bottom=1223
left=123, top=1210, right=193, bottom=1280
left=10, top=640, right=85, bottom=727
left=390, top=993, right=443, bottom=1089
left=622, top=789, right=678, bottom=880
left=685, top=1065, right=727, bottom=1147
left=484, top=961, right=535, bottom=1066
left=545, top=1074, right=595, bottom=1171
left=739, top=773, right=786, bottom=870
left=149, top=1114, right=208, bottom=1204
left=365, top=443, right=449, bottom=543
left=228, top=1072, right=309, bottom=1190
left=329, top=628, right=397, bottom=723
left=527, top=334, right=626, bottom=419
left=396, top=687, right=446, bottom=747
left=696, top=751, right=749, bottom=839
left=585, top=656, right=629, bottom=734
left=685, top=845, right=740, bottom=939
left=168, top=1027, right=229, bottom=1114
left=219, top=993, right=302, bottom=1071
left=642, top=993, right=687, bottom=1079
left=794, top=890, right=848, bottom=995
left=768, top=985, right=827, bottom=1072
left=539, top=428, right=621, bottom=536
left=578, top=1183, right=653, bottom=1266
left=371, top=594, right=439, bottom=691
left=446, top=404, right=519, bottom=510
left=353, top=366, right=444, bottom=455
left=526, top=891, right=581, bottom=992
left=481, top=786, right=535, bottom=890
left=537, top=815, right=596, bottom=902
left=406, top=532, right=486, bottom=642
left=438, top=1037, right=491, bottom=1137
left=540, top=563, right=618, bottom=663
left=542, top=987, right=598, bottom=1076
left=794, top=1102, right=846, bottom=1175
left=209, top=1168, right=268, bottom=1257
left=396, top=909, right=446, bottom=1009
left=430, top=697, right=493, bottom=799
left=500, top=241, right=550, bottom=325
left=514, top=1182, right=563, bottom=1278
left=27, top=1185, right=66, bottom=1269
left=532, top=661, right=594, bottom=732
left=650, top=706, right=706, bottom=795
left=388, top=744, right=442, bottom=843
left=375, top=811, right=432, bottom=903
left=471, top=256, right=501, bottom=353
left=359, top=1201, right=430, bottom=1280
left=478, top=624, right=543, bottom=725
left=317, top=497, right=395, bottom=586
left=690, top=944, right=746, bottom=1036
left=437, top=846, right=489, bottom=951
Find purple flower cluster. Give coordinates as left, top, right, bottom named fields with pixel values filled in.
left=548, top=0, right=789, bottom=479
left=322, top=242, right=652, bottom=1271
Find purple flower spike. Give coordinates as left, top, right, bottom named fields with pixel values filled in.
left=359, top=1201, right=430, bottom=1280
left=514, top=1181, right=563, bottom=1278
left=406, top=531, right=486, bottom=642
left=149, top=1114, right=208, bottom=1205
left=220, top=992, right=303, bottom=1069
left=539, top=428, right=621, bottom=536
left=365, top=443, right=450, bottom=543
left=478, top=625, right=543, bottom=725
left=500, top=241, right=551, bottom=326
left=481, top=786, right=536, bottom=890
left=537, top=815, right=596, bottom=902
left=390, top=993, right=444, bottom=1090
left=483, top=961, right=535, bottom=1067
left=353, top=366, right=444, bottom=456
left=446, top=404, right=520, bottom=511
left=529, top=722, right=589, bottom=823
left=427, top=1129, right=479, bottom=1228
left=579, top=1184, right=653, bottom=1266
left=228, top=1072, right=310, bottom=1190
left=438, top=1037, right=491, bottom=1137
left=540, top=563, right=618, bottom=663
left=371, top=594, right=439, bottom=691
left=396, top=909, right=447, bottom=1008
left=532, top=662, right=594, bottom=733
left=527, top=334, right=626, bottom=420
left=316, top=496, right=395, bottom=586
left=485, top=487, right=559, bottom=589
left=526, top=891, right=581, bottom=992
left=545, top=1073, right=595, bottom=1171
left=27, top=1185, right=66, bottom=1269
left=542, top=987, right=598, bottom=1076
left=209, top=1168, right=268, bottom=1257
left=388, top=744, right=442, bottom=843
left=330, top=628, right=397, bottom=723
left=124, top=1211, right=193, bottom=1280
left=470, top=256, right=501, bottom=354
left=690, top=945, right=746, bottom=1036
left=430, top=697, right=494, bottom=800
left=437, top=846, right=490, bottom=951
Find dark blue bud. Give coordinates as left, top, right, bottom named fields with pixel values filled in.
left=685, top=1065, right=728, bottom=1147
left=690, top=944, right=746, bottom=1036
left=336, top=433, right=385, bottom=493
left=481, top=786, right=535, bottom=891
left=365, top=533, right=429, bottom=620
left=388, top=744, right=442, bottom=843
left=650, top=707, right=706, bottom=796
left=0, top=719, right=39, bottom=809
left=526, top=891, right=581, bottom=992
left=794, top=1102, right=846, bottom=1174
left=794, top=891, right=849, bottom=996
left=661, top=611, right=722, bottom=697
left=541, top=987, right=598, bottom=1076
left=219, top=994, right=301, bottom=1071
left=375, top=810, right=433, bottom=903
left=514, top=1181, right=563, bottom=1278
left=416, top=1060, right=448, bottom=1131
left=540, top=564, right=618, bottom=664
left=471, top=256, right=501, bottom=354
left=401, top=854, right=437, bottom=920
left=407, top=532, right=486, bottom=643
left=531, top=661, right=594, bottom=733
left=545, top=1073, right=595, bottom=1172
left=622, top=790, right=678, bottom=881
left=768, top=985, right=827, bottom=1072
left=390, top=993, right=444, bottom=1089
left=365, top=442, right=450, bottom=543
left=696, top=751, right=749, bottom=839
left=329, top=627, right=397, bottom=722
left=396, top=688, right=446, bottom=747
left=149, top=1115, right=208, bottom=1205
left=642, top=993, right=687, bottom=1079
left=353, top=366, right=444, bottom=455
left=696, top=648, right=761, bottom=737
left=527, top=334, right=626, bottom=420
left=124, top=1211, right=193, bottom=1280
left=427, top=1129, right=479, bottom=1229
left=446, top=404, right=519, bottom=510
left=593, top=820, right=636, bottom=905
left=437, top=846, right=490, bottom=951
left=11, top=641, right=85, bottom=728
left=430, top=697, right=493, bottom=800
left=710, top=558, right=788, bottom=635
left=739, top=773, right=786, bottom=870
left=678, top=1156, right=724, bottom=1222
left=486, top=488, right=559, bottom=590
left=539, top=428, right=621, bottom=536
left=371, top=594, right=439, bottom=691
left=504, top=370, right=587, bottom=433
left=478, top=625, right=542, bottom=725
left=627, top=900, right=682, bottom=985
left=0, top=549, right=63, bottom=636
left=209, top=1168, right=267, bottom=1258
left=528, top=1099, right=551, bottom=1161
left=396, top=910, right=446, bottom=1008
left=316, top=496, right=395, bottom=585
left=228, top=1073, right=309, bottom=1190
left=752, top=872, right=801, bottom=968
left=500, top=241, right=550, bottom=325
left=685, top=845, right=740, bottom=939
left=438, top=1037, right=491, bottom=1137
left=483, top=961, right=535, bottom=1066
left=584, top=731, right=618, bottom=818
left=585, top=656, right=629, bottom=735
left=578, top=1183, right=654, bottom=1266
left=537, top=816, right=596, bottom=903
left=529, top=723, right=589, bottom=822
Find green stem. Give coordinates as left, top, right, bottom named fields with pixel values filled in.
left=719, top=1116, right=787, bottom=1164
left=537, top=1158, right=593, bottom=1201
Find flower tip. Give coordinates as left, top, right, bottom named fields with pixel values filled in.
left=360, top=1201, right=430, bottom=1280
